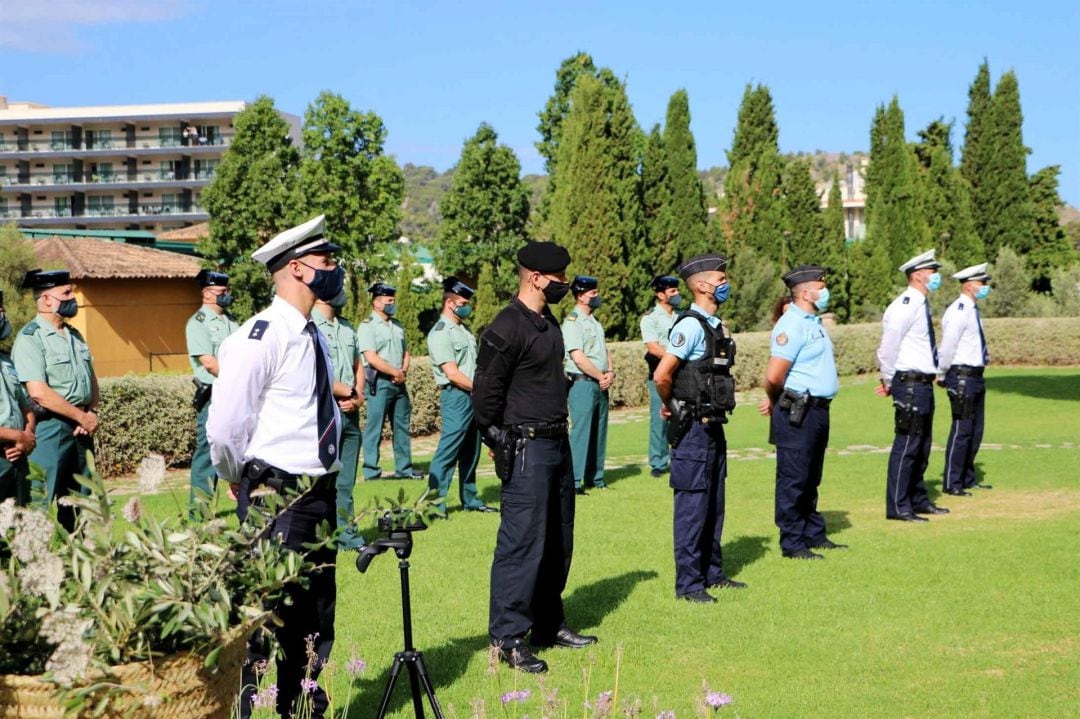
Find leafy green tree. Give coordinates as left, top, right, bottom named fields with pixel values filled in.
left=914, top=119, right=984, bottom=267
left=1027, top=165, right=1077, bottom=291
left=981, top=71, right=1033, bottom=259
left=822, top=177, right=851, bottom=321
left=0, top=224, right=41, bottom=347
left=981, top=246, right=1032, bottom=318
left=547, top=74, right=643, bottom=338
left=848, top=233, right=895, bottom=320
left=783, top=158, right=824, bottom=268
left=392, top=248, right=425, bottom=354
left=1050, top=265, right=1080, bottom=317
left=724, top=246, right=783, bottom=332
left=436, top=123, right=530, bottom=303
left=299, top=91, right=405, bottom=321
left=961, top=59, right=993, bottom=245
left=200, top=95, right=301, bottom=319
left=663, top=89, right=708, bottom=261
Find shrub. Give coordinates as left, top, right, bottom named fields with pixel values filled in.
left=97, top=374, right=196, bottom=478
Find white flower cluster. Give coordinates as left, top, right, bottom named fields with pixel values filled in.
left=0, top=498, right=15, bottom=535
left=18, top=553, right=64, bottom=599
left=137, top=454, right=167, bottom=493
left=41, top=607, right=93, bottom=685
left=10, top=505, right=53, bottom=562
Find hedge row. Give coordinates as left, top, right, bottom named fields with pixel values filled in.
left=94, top=317, right=1080, bottom=477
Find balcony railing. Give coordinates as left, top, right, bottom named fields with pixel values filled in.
left=0, top=209, right=20, bottom=219
left=1, top=172, right=214, bottom=188
left=14, top=205, right=207, bottom=220
left=0, top=136, right=231, bottom=153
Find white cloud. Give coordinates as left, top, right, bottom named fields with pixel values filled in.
left=0, top=0, right=189, bottom=53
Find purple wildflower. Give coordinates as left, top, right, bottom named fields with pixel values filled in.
left=252, top=684, right=279, bottom=708
left=501, top=689, right=531, bottom=704
left=300, top=677, right=318, bottom=694
left=346, top=657, right=367, bottom=676
left=656, top=712, right=676, bottom=719
left=705, top=692, right=733, bottom=709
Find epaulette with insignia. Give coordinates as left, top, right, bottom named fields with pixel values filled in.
left=21, top=320, right=39, bottom=336
left=958, top=303, right=965, bottom=310
left=195, top=310, right=206, bottom=322
left=362, top=318, right=372, bottom=324
left=248, top=320, right=269, bottom=341
left=902, top=297, right=910, bottom=305
left=566, top=312, right=577, bottom=321
left=433, top=321, right=445, bottom=331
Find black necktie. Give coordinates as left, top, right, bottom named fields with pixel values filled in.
left=305, top=322, right=338, bottom=470
left=976, top=305, right=990, bottom=365
left=924, top=300, right=939, bottom=366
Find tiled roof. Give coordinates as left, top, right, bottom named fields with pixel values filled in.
left=32, top=237, right=203, bottom=280
left=157, top=222, right=209, bottom=241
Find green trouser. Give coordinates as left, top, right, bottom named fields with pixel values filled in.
left=0, top=455, right=30, bottom=505
left=361, top=378, right=413, bottom=480
left=335, top=411, right=365, bottom=549
left=648, top=380, right=670, bottom=472
left=568, top=378, right=609, bottom=489
left=427, top=386, right=483, bottom=512
left=189, top=401, right=216, bottom=510
left=29, top=415, right=93, bottom=531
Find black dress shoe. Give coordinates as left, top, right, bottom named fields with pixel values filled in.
left=708, top=577, right=748, bottom=589
left=552, top=627, right=598, bottom=648
left=915, top=504, right=949, bottom=515
left=575, top=487, right=588, bottom=496
left=677, top=589, right=717, bottom=603
left=809, top=538, right=848, bottom=550
left=498, top=644, right=547, bottom=673
left=887, top=512, right=929, bottom=522
left=650, top=468, right=667, bottom=478
left=465, top=505, right=498, bottom=513
left=944, top=488, right=972, bottom=496
left=782, top=549, right=824, bottom=560
left=971, top=483, right=993, bottom=490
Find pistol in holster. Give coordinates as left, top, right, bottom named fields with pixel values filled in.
left=192, top=378, right=212, bottom=412
left=484, top=426, right=525, bottom=484
left=777, top=389, right=809, bottom=428
left=666, top=398, right=695, bottom=448
left=363, top=367, right=378, bottom=397
left=947, top=377, right=975, bottom=420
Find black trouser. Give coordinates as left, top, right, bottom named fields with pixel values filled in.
left=669, top=421, right=727, bottom=595
left=943, top=370, right=986, bottom=491
left=489, top=434, right=575, bottom=647
left=772, top=403, right=830, bottom=554
left=238, top=476, right=337, bottom=719
left=886, top=377, right=934, bottom=516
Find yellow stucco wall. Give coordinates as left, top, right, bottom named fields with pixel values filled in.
left=71, top=278, right=198, bottom=376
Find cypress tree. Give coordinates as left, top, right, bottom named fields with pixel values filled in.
left=915, top=119, right=984, bottom=266
left=783, top=158, right=824, bottom=268
left=639, top=124, right=674, bottom=288
left=823, top=176, right=851, bottom=321
left=983, top=70, right=1034, bottom=258
left=1028, top=165, right=1076, bottom=292
left=393, top=248, right=425, bottom=354
left=663, top=89, right=708, bottom=261
left=960, top=59, right=993, bottom=219
left=471, top=262, right=501, bottom=334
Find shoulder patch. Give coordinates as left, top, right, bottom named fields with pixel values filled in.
left=480, top=328, right=509, bottom=353
left=776, top=332, right=788, bottom=346
left=433, top=320, right=445, bottom=332
left=195, top=310, right=206, bottom=322
left=565, top=312, right=577, bottom=322
left=21, top=320, right=39, bottom=336
left=362, top=318, right=372, bottom=324
left=902, top=297, right=910, bottom=305
left=958, top=303, right=965, bottom=310
left=671, top=332, right=686, bottom=348
left=248, top=320, right=269, bottom=341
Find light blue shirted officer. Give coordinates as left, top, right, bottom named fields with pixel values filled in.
left=641, top=275, right=681, bottom=477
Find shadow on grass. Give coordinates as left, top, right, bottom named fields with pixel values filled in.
left=989, top=373, right=1080, bottom=402
left=564, top=569, right=660, bottom=632
left=724, top=535, right=770, bottom=578
left=822, top=510, right=852, bottom=534
left=601, top=463, right=647, bottom=486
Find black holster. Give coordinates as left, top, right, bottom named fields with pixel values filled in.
left=778, top=389, right=809, bottom=428
left=192, top=378, right=212, bottom=412
left=666, top=399, right=695, bottom=448
left=483, top=426, right=524, bottom=484
left=644, top=352, right=661, bottom=381
left=363, top=367, right=378, bottom=396
left=948, top=377, right=975, bottom=420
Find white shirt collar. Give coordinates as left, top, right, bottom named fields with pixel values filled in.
left=270, top=295, right=312, bottom=335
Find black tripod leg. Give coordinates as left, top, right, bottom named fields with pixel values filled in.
left=406, top=655, right=426, bottom=719
left=413, top=653, right=445, bottom=719
left=375, top=655, right=406, bottom=719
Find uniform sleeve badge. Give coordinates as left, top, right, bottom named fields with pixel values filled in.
left=776, top=332, right=788, bottom=346
left=248, top=320, right=269, bottom=340
left=671, top=332, right=686, bottom=348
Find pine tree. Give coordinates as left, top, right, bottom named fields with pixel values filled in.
left=436, top=123, right=530, bottom=302
left=663, top=89, right=708, bottom=261
left=915, top=119, right=984, bottom=267
left=822, top=177, right=851, bottom=321
left=983, top=70, right=1033, bottom=259
left=783, top=158, right=824, bottom=268
left=1028, top=165, right=1077, bottom=291
left=200, top=96, right=301, bottom=320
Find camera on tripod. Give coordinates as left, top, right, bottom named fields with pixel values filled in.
left=355, top=510, right=428, bottom=574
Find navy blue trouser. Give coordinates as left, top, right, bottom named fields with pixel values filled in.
left=942, top=371, right=986, bottom=491
left=886, top=378, right=934, bottom=517
left=772, top=404, right=830, bottom=554
left=669, top=421, right=727, bottom=595
left=489, top=435, right=575, bottom=646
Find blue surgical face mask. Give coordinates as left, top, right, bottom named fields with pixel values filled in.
left=813, top=287, right=831, bottom=312
left=215, top=292, right=234, bottom=309
left=453, top=304, right=472, bottom=319
left=712, top=282, right=730, bottom=304
left=668, top=292, right=683, bottom=309
left=382, top=301, right=397, bottom=316
left=975, top=285, right=992, bottom=300
left=926, top=272, right=942, bottom=293
left=300, top=262, right=345, bottom=302
left=587, top=296, right=602, bottom=310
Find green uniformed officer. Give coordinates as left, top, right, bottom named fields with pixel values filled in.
left=313, top=288, right=366, bottom=549
left=641, top=275, right=682, bottom=478
left=357, top=282, right=421, bottom=480
left=13, top=269, right=99, bottom=531
left=0, top=290, right=36, bottom=505
left=562, top=275, right=613, bottom=494
left=426, top=277, right=495, bottom=516
left=185, top=269, right=239, bottom=510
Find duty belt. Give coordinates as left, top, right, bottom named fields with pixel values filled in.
left=806, top=396, right=832, bottom=409
left=243, top=459, right=335, bottom=494
left=949, top=365, right=984, bottom=378
left=509, top=422, right=568, bottom=439
left=567, top=373, right=597, bottom=383
left=895, top=371, right=935, bottom=384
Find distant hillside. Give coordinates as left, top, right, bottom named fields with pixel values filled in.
left=400, top=163, right=453, bottom=247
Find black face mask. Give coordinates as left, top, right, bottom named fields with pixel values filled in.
left=301, top=263, right=346, bottom=302
left=541, top=278, right=570, bottom=305
left=215, top=292, right=234, bottom=309
left=56, top=298, right=79, bottom=319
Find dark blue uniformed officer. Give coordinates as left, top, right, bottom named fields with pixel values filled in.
left=653, top=253, right=746, bottom=603
left=761, top=265, right=845, bottom=560
left=472, top=241, right=598, bottom=674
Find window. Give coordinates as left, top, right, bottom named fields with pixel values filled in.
left=97, top=162, right=114, bottom=182
left=0, top=132, right=5, bottom=150
left=161, top=193, right=178, bottom=212
left=53, top=164, right=72, bottom=184
left=88, top=196, right=115, bottom=216
left=96, top=129, right=113, bottom=149
left=51, top=131, right=72, bottom=150
left=0, top=197, right=7, bottom=216
left=158, top=127, right=183, bottom=147
left=196, top=125, right=219, bottom=145
left=195, top=159, right=219, bottom=179
left=160, top=161, right=176, bottom=180
left=0, top=166, right=7, bottom=186
left=54, top=197, right=70, bottom=217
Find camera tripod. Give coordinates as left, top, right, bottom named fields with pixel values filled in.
left=356, top=530, right=444, bottom=719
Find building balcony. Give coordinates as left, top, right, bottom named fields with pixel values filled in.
left=12, top=205, right=209, bottom=226
left=0, top=136, right=231, bottom=158
left=0, top=172, right=214, bottom=192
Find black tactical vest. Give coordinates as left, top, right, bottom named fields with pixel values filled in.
left=670, top=312, right=737, bottom=420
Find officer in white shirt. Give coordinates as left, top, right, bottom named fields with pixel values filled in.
left=875, top=249, right=950, bottom=522
left=938, top=262, right=993, bottom=497
left=208, top=214, right=343, bottom=719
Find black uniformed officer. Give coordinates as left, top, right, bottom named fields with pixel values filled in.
left=472, top=240, right=598, bottom=673
left=653, top=253, right=745, bottom=603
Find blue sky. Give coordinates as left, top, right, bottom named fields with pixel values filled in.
left=3, top=0, right=1077, bottom=204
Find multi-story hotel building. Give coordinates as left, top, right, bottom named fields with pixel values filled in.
left=0, top=97, right=298, bottom=232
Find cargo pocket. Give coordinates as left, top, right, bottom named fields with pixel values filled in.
left=669, top=453, right=709, bottom=492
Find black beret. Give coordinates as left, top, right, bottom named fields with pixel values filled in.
left=22, top=269, right=71, bottom=290
left=570, top=275, right=598, bottom=294
left=517, top=241, right=571, bottom=273
left=782, top=264, right=827, bottom=288
left=196, top=269, right=230, bottom=287
left=651, top=275, right=679, bottom=291
left=677, top=253, right=727, bottom=281
left=368, top=282, right=397, bottom=297
left=442, top=276, right=475, bottom=299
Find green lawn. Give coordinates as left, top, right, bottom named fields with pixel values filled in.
left=140, top=367, right=1080, bottom=718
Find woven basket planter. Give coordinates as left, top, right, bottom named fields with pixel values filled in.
left=0, top=625, right=250, bottom=719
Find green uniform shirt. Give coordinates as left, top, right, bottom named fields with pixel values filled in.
left=185, top=308, right=239, bottom=385
left=0, top=352, right=29, bottom=430
left=314, top=313, right=361, bottom=386
left=640, top=303, right=678, bottom=350
left=356, top=312, right=407, bottom=369
left=562, top=309, right=609, bottom=375
left=12, top=315, right=95, bottom=406
left=427, top=313, right=477, bottom=386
